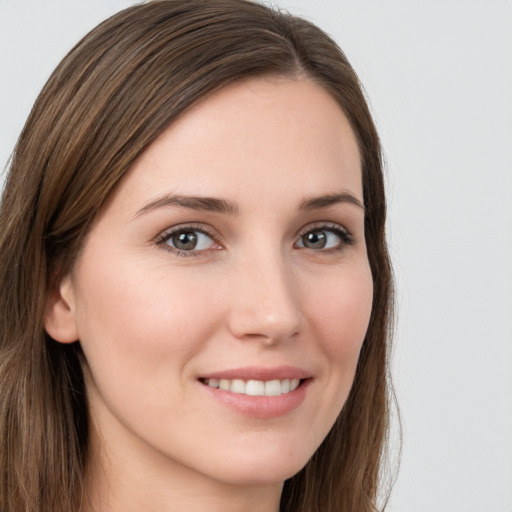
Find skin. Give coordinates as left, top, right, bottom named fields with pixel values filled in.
left=46, top=76, right=373, bottom=512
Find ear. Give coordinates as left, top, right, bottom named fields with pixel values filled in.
left=45, top=274, right=79, bottom=343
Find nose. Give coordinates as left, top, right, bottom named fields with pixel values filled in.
left=226, top=249, right=304, bottom=345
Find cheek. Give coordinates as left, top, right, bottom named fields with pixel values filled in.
left=73, top=257, right=228, bottom=443
left=309, top=264, right=373, bottom=359
left=289, top=262, right=373, bottom=451
left=73, top=255, right=220, bottom=390
left=304, top=260, right=373, bottom=426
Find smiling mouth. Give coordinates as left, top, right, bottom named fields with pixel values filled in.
left=199, top=378, right=304, bottom=397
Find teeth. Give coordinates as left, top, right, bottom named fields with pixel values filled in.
left=230, top=379, right=246, bottom=394
left=246, top=380, right=265, bottom=396
left=219, top=379, right=230, bottom=391
left=204, top=377, right=301, bottom=396
left=264, top=379, right=281, bottom=396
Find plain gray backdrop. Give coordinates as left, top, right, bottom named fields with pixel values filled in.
left=1, top=1, right=511, bottom=511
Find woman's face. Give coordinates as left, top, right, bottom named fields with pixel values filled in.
left=49, top=77, right=373, bottom=489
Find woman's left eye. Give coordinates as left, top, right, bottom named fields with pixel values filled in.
left=158, top=228, right=218, bottom=256
left=295, top=225, right=353, bottom=251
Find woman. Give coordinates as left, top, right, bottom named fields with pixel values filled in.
left=0, top=1, right=394, bottom=511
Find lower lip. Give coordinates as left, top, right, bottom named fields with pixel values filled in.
left=199, top=379, right=311, bottom=419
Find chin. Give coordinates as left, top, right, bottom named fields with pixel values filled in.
left=198, top=440, right=315, bottom=486
left=213, top=462, right=305, bottom=487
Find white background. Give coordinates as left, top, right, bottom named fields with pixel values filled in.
left=1, top=1, right=511, bottom=511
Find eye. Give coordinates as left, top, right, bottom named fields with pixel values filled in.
left=295, top=224, right=353, bottom=251
left=157, top=226, right=220, bottom=256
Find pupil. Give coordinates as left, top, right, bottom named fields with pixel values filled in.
left=174, top=231, right=197, bottom=250
left=304, top=231, right=326, bottom=249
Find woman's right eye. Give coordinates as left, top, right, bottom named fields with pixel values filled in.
left=157, top=228, right=220, bottom=257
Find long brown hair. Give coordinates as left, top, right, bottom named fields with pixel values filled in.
left=0, top=1, right=395, bottom=511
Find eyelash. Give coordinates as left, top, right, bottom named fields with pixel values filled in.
left=156, top=222, right=354, bottom=258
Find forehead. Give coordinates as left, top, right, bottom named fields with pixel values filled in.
left=110, top=76, right=362, bottom=214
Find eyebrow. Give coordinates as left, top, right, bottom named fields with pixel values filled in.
left=299, top=192, right=365, bottom=212
left=135, top=190, right=364, bottom=218
left=135, top=194, right=240, bottom=217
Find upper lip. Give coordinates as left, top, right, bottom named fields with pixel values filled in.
left=199, top=365, right=313, bottom=381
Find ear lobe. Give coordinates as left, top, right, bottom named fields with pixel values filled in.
left=45, top=275, right=79, bottom=343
